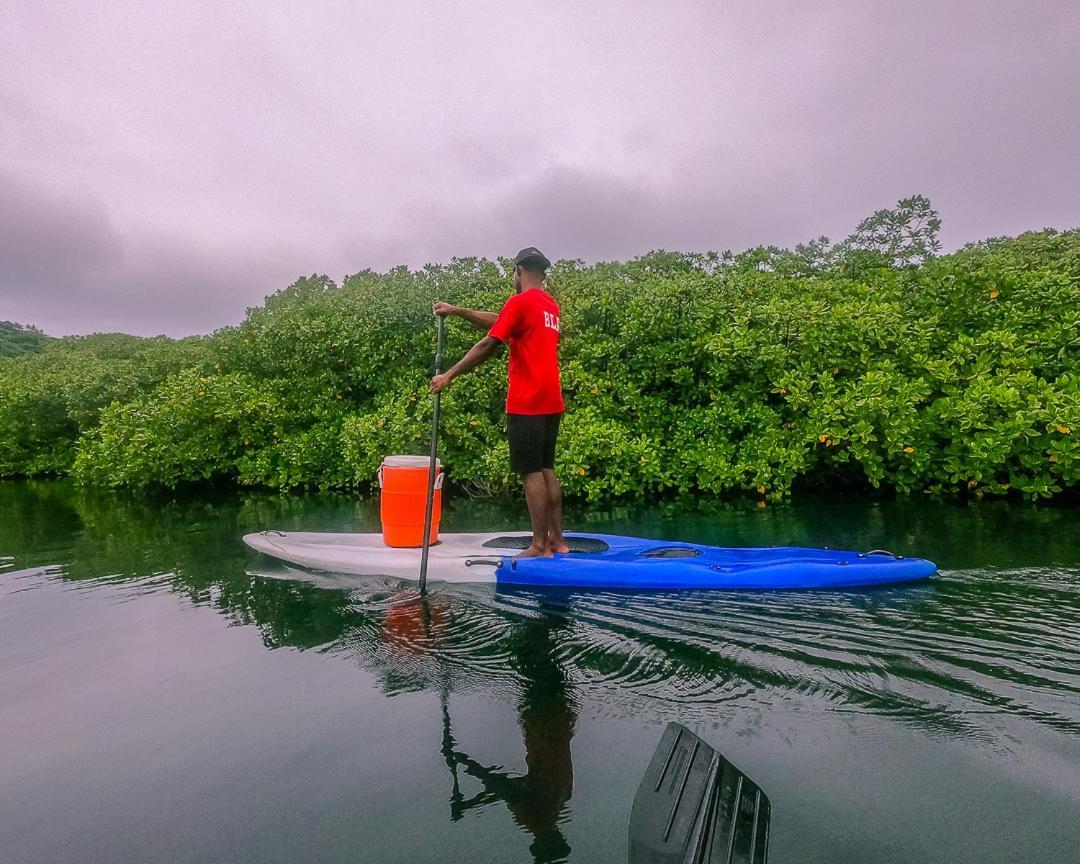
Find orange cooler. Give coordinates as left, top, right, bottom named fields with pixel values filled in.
left=378, top=455, right=443, bottom=547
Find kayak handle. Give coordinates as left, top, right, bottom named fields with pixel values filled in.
left=859, top=549, right=904, bottom=559
left=465, top=558, right=502, bottom=567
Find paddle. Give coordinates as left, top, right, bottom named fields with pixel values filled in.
left=419, top=313, right=446, bottom=594
left=629, top=723, right=771, bottom=864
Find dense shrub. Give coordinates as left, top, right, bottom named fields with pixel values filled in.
left=0, top=333, right=211, bottom=476
left=1, top=201, right=1076, bottom=501
left=72, top=370, right=286, bottom=488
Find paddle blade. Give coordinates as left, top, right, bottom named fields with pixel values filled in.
left=629, top=723, right=770, bottom=864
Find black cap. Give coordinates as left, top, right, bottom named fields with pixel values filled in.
left=513, top=247, right=551, bottom=270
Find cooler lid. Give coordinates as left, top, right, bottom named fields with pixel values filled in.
left=381, top=455, right=442, bottom=469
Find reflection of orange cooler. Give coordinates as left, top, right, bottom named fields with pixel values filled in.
left=378, top=456, right=443, bottom=547
left=382, top=594, right=448, bottom=648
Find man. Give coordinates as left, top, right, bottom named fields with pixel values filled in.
left=430, top=247, right=567, bottom=558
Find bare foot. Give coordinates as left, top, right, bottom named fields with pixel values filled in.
left=516, top=545, right=553, bottom=559
left=548, top=531, right=570, bottom=554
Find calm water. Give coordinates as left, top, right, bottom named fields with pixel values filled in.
left=2, top=480, right=1079, bottom=864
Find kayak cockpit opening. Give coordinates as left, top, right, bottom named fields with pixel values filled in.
left=638, top=546, right=701, bottom=559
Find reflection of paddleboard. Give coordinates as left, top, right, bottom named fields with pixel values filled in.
left=243, top=531, right=936, bottom=590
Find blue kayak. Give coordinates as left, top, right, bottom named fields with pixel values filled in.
left=494, top=533, right=937, bottom=590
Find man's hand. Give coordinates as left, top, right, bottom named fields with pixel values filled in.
left=435, top=303, right=498, bottom=330
left=430, top=372, right=453, bottom=394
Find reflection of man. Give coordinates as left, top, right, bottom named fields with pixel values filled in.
left=430, top=247, right=567, bottom=559
left=443, top=611, right=576, bottom=863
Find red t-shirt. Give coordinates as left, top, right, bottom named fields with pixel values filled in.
left=487, top=288, right=564, bottom=415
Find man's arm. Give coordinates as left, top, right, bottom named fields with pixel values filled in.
left=430, top=336, right=501, bottom=393
left=434, top=302, right=497, bottom=331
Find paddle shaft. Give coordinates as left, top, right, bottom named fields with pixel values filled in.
left=419, top=314, right=446, bottom=593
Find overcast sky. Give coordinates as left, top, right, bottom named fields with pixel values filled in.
left=3, top=1, right=1079, bottom=337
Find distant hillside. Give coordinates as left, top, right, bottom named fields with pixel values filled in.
left=0, top=321, right=53, bottom=357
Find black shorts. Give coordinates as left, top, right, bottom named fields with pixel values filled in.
left=507, top=413, right=562, bottom=475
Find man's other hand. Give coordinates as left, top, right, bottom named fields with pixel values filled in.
left=430, top=373, right=453, bottom=394
left=433, top=301, right=457, bottom=317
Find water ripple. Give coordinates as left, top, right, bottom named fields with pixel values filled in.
left=291, top=563, right=1080, bottom=747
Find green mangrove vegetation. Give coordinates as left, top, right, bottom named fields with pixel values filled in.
left=1, top=198, right=1077, bottom=501
left=0, top=321, right=53, bottom=357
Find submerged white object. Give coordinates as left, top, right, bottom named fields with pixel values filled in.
left=243, top=531, right=516, bottom=583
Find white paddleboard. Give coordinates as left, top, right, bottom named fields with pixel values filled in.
left=243, top=531, right=530, bottom=583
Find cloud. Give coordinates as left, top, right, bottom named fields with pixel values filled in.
left=0, top=172, right=124, bottom=289
left=359, top=162, right=803, bottom=268
left=0, top=170, right=311, bottom=336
